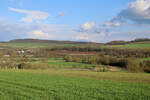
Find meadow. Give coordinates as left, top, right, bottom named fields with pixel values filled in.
left=141, top=57, right=150, bottom=61
left=0, top=57, right=93, bottom=69
left=0, top=40, right=150, bottom=100
left=30, top=57, right=94, bottom=69
left=0, top=42, right=97, bottom=48
left=1, top=41, right=150, bottom=49
left=0, top=69, right=150, bottom=100
left=103, top=42, right=150, bottom=49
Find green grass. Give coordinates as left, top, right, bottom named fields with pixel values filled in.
left=0, top=42, right=150, bottom=50
left=104, top=43, right=150, bottom=49
left=141, top=57, right=150, bottom=61
left=0, top=69, right=150, bottom=100
left=0, top=42, right=150, bottom=49
left=0, top=42, right=73, bottom=48
left=0, top=42, right=98, bottom=48
left=123, top=43, right=150, bottom=48
left=0, top=57, right=93, bottom=69
left=46, top=59, right=92, bottom=68
left=28, top=57, right=93, bottom=68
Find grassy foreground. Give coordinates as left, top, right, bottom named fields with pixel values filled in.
left=0, top=69, right=150, bottom=100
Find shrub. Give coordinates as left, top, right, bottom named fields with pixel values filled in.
left=17, top=63, right=48, bottom=69
left=126, top=58, right=143, bottom=72
left=142, top=61, right=150, bottom=73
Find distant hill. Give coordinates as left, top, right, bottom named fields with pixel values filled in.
left=10, top=39, right=102, bottom=45
left=9, top=38, right=150, bottom=45
left=130, top=38, right=150, bottom=43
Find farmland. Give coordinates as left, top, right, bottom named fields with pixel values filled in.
left=141, top=57, right=150, bottom=61
left=103, top=42, right=150, bottom=49
left=1, top=41, right=150, bottom=49
left=0, top=69, right=150, bottom=100
left=0, top=42, right=82, bottom=48
left=1, top=0, right=150, bottom=99
left=0, top=39, right=150, bottom=100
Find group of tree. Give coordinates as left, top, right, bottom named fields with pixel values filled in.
left=49, top=47, right=150, bottom=58
left=106, top=38, right=150, bottom=45
left=64, top=55, right=150, bottom=73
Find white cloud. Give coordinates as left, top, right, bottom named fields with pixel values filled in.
left=78, top=21, right=111, bottom=35
left=73, top=32, right=106, bottom=42
left=112, top=0, right=150, bottom=24
left=28, top=30, right=52, bottom=39
left=9, top=7, right=49, bottom=23
left=104, top=21, right=121, bottom=27
left=74, top=34, right=89, bottom=40
left=80, top=22, right=95, bottom=31
left=1, top=19, right=150, bottom=43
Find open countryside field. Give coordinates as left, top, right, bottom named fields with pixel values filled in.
left=1, top=42, right=150, bottom=49
left=28, top=57, right=93, bottom=68
left=0, top=42, right=100, bottom=48
left=0, top=42, right=77, bottom=48
left=0, top=57, right=94, bottom=69
left=0, top=39, right=150, bottom=100
left=0, top=69, right=150, bottom=100
left=141, top=57, right=150, bottom=61
left=103, top=42, right=150, bottom=49
left=1, top=0, right=150, bottom=99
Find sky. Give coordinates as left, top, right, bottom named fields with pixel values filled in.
left=0, top=0, right=150, bottom=43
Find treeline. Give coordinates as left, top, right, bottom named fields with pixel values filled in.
left=131, top=38, right=150, bottom=43
left=0, top=47, right=150, bottom=58
left=64, top=55, right=150, bottom=73
left=0, top=49, right=18, bottom=57
left=0, top=57, right=49, bottom=69
left=49, top=47, right=150, bottom=58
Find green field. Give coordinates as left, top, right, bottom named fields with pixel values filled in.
left=0, top=70, right=149, bottom=100
left=104, top=42, right=150, bottom=49
left=12, top=57, right=93, bottom=68
left=1, top=42, right=150, bottom=49
left=141, top=57, right=150, bottom=61
left=0, top=41, right=150, bottom=100
left=0, top=42, right=97, bottom=48
left=45, top=58, right=92, bottom=68
left=0, top=43, right=72, bottom=48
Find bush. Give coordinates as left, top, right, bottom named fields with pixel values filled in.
left=126, top=58, right=143, bottom=72
left=142, top=61, right=150, bottom=73
left=18, top=63, right=48, bottom=69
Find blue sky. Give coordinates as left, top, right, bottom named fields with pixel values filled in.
left=0, top=0, right=150, bottom=42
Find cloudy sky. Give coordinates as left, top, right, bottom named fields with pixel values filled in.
left=0, top=0, right=150, bottom=42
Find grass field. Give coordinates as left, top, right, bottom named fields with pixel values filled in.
left=0, top=42, right=72, bottom=48
left=14, top=57, right=93, bottom=68
left=0, top=42, right=150, bottom=49
left=0, top=69, right=150, bottom=100
left=34, top=58, right=93, bottom=68
left=141, top=57, right=150, bottom=61
left=0, top=41, right=150, bottom=100
left=104, top=42, right=150, bottom=49
left=0, top=42, right=98, bottom=48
